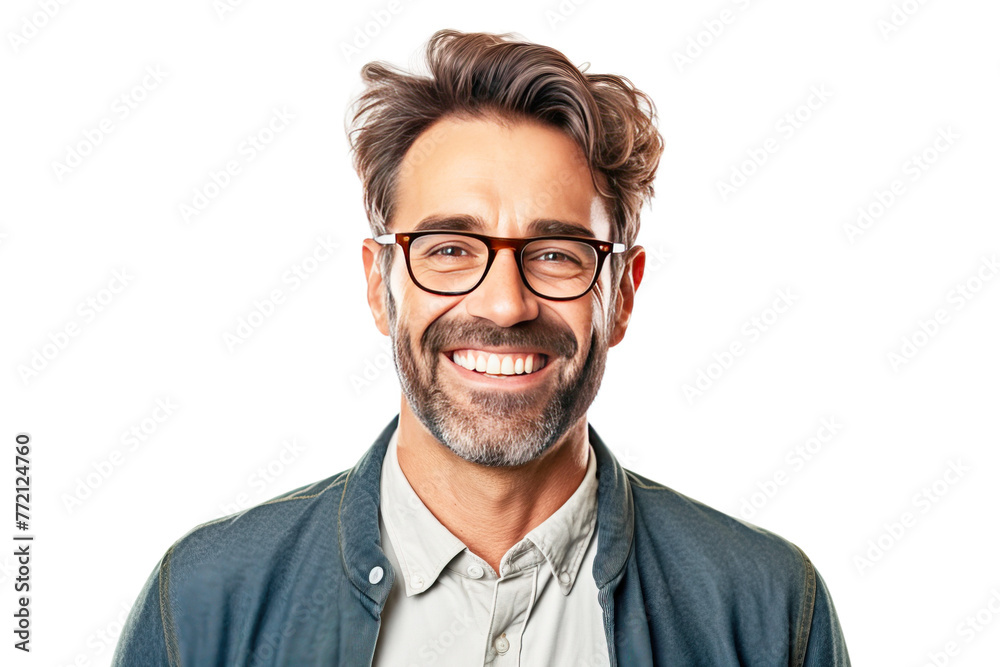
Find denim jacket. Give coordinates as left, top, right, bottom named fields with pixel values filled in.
left=114, top=416, right=850, bottom=666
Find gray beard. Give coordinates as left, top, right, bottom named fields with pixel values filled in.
left=386, top=290, right=609, bottom=467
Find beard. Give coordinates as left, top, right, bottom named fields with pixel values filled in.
left=386, top=290, right=610, bottom=467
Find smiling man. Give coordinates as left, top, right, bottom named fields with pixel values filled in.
left=114, top=30, right=849, bottom=666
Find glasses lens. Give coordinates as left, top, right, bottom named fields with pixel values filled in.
left=522, top=239, right=599, bottom=299
left=408, top=233, right=489, bottom=294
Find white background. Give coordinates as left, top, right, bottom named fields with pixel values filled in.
left=2, top=0, right=999, bottom=665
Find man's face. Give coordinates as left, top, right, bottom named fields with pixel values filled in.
left=362, top=116, right=642, bottom=467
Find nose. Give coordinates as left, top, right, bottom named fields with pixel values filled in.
left=462, top=248, right=539, bottom=327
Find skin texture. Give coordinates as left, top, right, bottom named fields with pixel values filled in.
left=361, top=115, right=645, bottom=573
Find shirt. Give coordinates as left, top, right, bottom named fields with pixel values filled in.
left=373, top=428, right=609, bottom=667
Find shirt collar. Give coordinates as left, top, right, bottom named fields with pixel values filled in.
left=523, top=442, right=598, bottom=595
left=379, top=428, right=467, bottom=597
left=378, top=426, right=599, bottom=597
left=339, top=416, right=634, bottom=607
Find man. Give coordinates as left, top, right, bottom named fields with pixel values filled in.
left=114, top=30, right=849, bottom=666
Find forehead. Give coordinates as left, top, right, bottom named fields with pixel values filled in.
left=393, top=115, right=610, bottom=239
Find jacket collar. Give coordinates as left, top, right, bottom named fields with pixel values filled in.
left=338, top=415, right=635, bottom=606
left=587, top=422, right=635, bottom=588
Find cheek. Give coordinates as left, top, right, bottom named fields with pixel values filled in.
left=552, top=303, right=599, bottom=357
left=393, top=280, right=461, bottom=344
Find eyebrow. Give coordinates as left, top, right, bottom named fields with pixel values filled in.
left=527, top=219, right=595, bottom=238
left=412, top=215, right=481, bottom=233
left=411, top=215, right=596, bottom=238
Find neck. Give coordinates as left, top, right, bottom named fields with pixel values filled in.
left=394, top=401, right=590, bottom=574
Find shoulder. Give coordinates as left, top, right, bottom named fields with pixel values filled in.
left=611, top=468, right=849, bottom=664
left=625, top=467, right=814, bottom=587
left=113, top=469, right=357, bottom=665
left=162, top=469, right=353, bottom=593
left=622, top=469, right=830, bottom=661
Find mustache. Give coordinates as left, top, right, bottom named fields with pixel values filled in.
left=422, top=316, right=578, bottom=359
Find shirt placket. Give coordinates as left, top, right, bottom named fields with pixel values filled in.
left=482, top=551, right=541, bottom=666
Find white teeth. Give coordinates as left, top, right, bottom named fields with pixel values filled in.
left=451, top=349, right=547, bottom=376
left=453, top=351, right=473, bottom=371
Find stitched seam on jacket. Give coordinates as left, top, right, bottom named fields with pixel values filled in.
left=170, top=472, right=351, bottom=541
left=625, top=470, right=666, bottom=490
left=791, top=545, right=817, bottom=667
left=159, top=545, right=181, bottom=667
left=337, top=467, right=355, bottom=586
left=257, top=471, right=350, bottom=507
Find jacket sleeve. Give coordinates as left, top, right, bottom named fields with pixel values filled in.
left=112, top=557, right=174, bottom=667
left=801, top=566, right=851, bottom=666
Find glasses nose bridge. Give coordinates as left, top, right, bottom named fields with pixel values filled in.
left=486, top=236, right=527, bottom=256
left=483, top=236, right=528, bottom=284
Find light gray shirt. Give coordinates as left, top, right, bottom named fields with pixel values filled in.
left=373, top=428, right=609, bottom=667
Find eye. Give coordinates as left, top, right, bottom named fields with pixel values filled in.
left=431, top=244, right=470, bottom=257
left=536, top=251, right=574, bottom=263
left=420, top=240, right=480, bottom=260
left=526, top=249, right=585, bottom=267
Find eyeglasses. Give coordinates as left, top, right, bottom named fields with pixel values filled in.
left=374, top=230, right=626, bottom=301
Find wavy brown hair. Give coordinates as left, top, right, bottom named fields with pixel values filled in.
left=347, top=29, right=663, bottom=281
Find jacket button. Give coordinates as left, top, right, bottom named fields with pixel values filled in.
left=368, top=566, right=384, bottom=584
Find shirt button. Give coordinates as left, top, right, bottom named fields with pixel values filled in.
left=368, top=566, right=384, bottom=584
left=494, top=633, right=510, bottom=654
left=410, top=575, right=425, bottom=590
left=467, top=565, right=484, bottom=579
left=558, top=571, right=571, bottom=585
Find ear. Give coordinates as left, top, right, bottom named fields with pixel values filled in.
left=362, top=238, right=391, bottom=336
left=608, top=245, right=645, bottom=348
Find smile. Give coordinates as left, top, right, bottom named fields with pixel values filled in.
left=449, top=349, right=549, bottom=376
